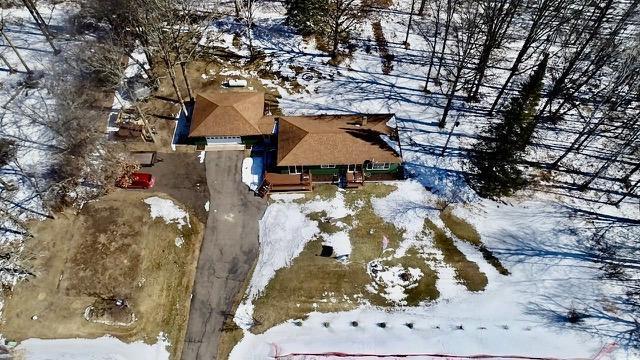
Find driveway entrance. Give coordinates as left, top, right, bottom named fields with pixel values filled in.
left=181, top=151, right=266, bottom=360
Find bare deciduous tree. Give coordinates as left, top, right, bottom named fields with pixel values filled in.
left=438, top=1, right=482, bottom=128
left=488, top=0, right=569, bottom=115
left=468, top=0, right=521, bottom=102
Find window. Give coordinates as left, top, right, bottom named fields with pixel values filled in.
left=289, top=165, right=303, bottom=174
left=366, top=162, right=390, bottom=170
left=320, top=164, right=336, bottom=169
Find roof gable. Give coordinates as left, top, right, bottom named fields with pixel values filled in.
left=188, top=91, right=268, bottom=137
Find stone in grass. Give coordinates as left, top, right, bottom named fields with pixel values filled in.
left=377, top=322, right=386, bottom=328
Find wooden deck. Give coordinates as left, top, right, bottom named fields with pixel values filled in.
left=344, top=171, right=364, bottom=188
left=257, top=172, right=313, bottom=197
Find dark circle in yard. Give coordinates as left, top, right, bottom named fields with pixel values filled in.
left=377, top=322, right=386, bottom=328
left=351, top=321, right=358, bottom=327
left=405, top=323, right=414, bottom=329
left=301, top=72, right=314, bottom=81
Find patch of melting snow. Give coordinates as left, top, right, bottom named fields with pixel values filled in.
left=234, top=202, right=319, bottom=330
left=242, top=157, right=264, bottom=191
left=175, top=236, right=184, bottom=248
left=302, top=191, right=353, bottom=218
left=204, top=201, right=210, bottom=212
left=270, top=193, right=305, bottom=202
left=323, top=231, right=351, bottom=259
left=367, top=261, right=423, bottom=305
left=15, top=333, right=170, bottom=360
left=143, top=197, right=190, bottom=229
left=197, top=151, right=206, bottom=163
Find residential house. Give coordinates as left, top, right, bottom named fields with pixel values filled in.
left=188, top=90, right=403, bottom=194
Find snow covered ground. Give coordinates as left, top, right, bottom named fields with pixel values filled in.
left=206, top=1, right=639, bottom=359
left=230, top=182, right=629, bottom=359
left=242, top=156, right=264, bottom=191
left=143, top=196, right=191, bottom=230
left=14, top=335, right=170, bottom=360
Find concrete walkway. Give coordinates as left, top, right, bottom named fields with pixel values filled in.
left=182, top=151, right=266, bottom=360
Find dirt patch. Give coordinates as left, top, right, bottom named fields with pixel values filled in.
left=0, top=191, right=204, bottom=360
left=424, top=219, right=488, bottom=292
left=84, top=298, right=136, bottom=327
left=439, top=207, right=510, bottom=276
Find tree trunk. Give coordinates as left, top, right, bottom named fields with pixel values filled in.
left=545, top=0, right=639, bottom=120
left=621, top=162, right=640, bottom=185
left=613, top=177, right=639, bottom=206
left=423, top=3, right=441, bottom=92
left=331, top=13, right=340, bottom=58
left=579, top=127, right=639, bottom=190
left=439, top=64, right=463, bottom=128
left=488, top=0, right=566, bottom=115
left=134, top=102, right=157, bottom=143
left=0, top=54, right=16, bottom=73
left=536, top=0, right=614, bottom=120
left=418, top=0, right=427, bottom=15
left=440, top=116, right=459, bottom=156
left=168, top=66, right=188, bottom=116
left=404, top=0, right=416, bottom=45
left=1, top=30, right=32, bottom=73
left=22, top=0, right=60, bottom=54
left=434, top=0, right=455, bottom=84
left=235, top=0, right=242, bottom=18
left=24, top=0, right=49, bottom=33
left=180, top=61, right=194, bottom=102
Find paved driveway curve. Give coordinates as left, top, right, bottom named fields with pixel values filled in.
left=182, top=151, right=266, bottom=360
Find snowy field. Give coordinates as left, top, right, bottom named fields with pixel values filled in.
left=230, top=182, right=628, bottom=359
left=209, top=1, right=639, bottom=359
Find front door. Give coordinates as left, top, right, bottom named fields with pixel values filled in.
left=347, top=164, right=356, bottom=172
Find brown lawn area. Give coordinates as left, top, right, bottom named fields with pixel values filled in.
left=0, top=191, right=204, bottom=360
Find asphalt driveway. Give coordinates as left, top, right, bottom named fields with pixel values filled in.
left=181, top=151, right=266, bottom=360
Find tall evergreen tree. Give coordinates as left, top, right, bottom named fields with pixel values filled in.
left=284, top=0, right=327, bottom=36
left=469, top=54, right=548, bottom=197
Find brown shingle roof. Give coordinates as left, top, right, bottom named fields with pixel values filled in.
left=188, top=91, right=272, bottom=137
left=276, top=114, right=401, bottom=166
